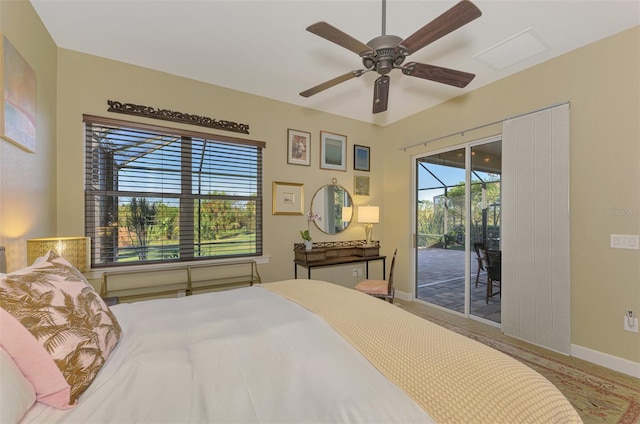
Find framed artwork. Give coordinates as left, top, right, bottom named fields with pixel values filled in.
left=320, top=131, right=347, bottom=171
left=354, top=175, right=370, bottom=196
left=287, top=129, right=311, bottom=166
left=354, top=144, right=370, bottom=171
left=1, top=35, right=37, bottom=153
left=272, top=181, right=304, bottom=215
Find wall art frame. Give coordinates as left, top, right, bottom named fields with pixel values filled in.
left=354, top=175, right=370, bottom=196
left=320, top=130, right=347, bottom=171
left=1, top=35, right=37, bottom=153
left=354, top=144, right=370, bottom=171
left=287, top=128, right=311, bottom=166
left=272, top=181, right=304, bottom=215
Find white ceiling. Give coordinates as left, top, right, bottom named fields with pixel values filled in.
left=30, top=0, right=640, bottom=126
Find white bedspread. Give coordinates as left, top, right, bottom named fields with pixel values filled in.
left=21, top=285, right=433, bottom=423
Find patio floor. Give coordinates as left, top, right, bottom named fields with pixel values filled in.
left=416, top=247, right=501, bottom=323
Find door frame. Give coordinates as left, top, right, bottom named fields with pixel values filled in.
left=410, top=135, right=502, bottom=327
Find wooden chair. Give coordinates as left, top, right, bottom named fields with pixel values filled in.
left=485, top=250, right=501, bottom=303
left=473, top=242, right=488, bottom=287
left=355, top=249, right=397, bottom=303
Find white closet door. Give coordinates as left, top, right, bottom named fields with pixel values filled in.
left=502, top=104, right=571, bottom=354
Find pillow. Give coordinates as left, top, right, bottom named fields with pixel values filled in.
left=0, top=347, right=36, bottom=423
left=0, top=251, right=121, bottom=408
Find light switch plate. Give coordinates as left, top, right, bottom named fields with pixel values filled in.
left=610, top=234, right=639, bottom=250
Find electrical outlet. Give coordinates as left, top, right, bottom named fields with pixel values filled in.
left=177, top=290, right=187, bottom=298
left=624, top=310, right=638, bottom=333
left=352, top=268, right=358, bottom=277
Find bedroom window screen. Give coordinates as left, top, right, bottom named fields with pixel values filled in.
left=84, top=115, right=264, bottom=268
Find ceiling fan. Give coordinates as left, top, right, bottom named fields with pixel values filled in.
left=299, top=0, right=482, bottom=114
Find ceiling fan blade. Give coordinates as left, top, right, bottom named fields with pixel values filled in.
left=300, top=70, right=365, bottom=98
left=399, top=0, right=482, bottom=55
left=307, top=22, right=374, bottom=56
left=373, top=75, right=390, bottom=114
left=402, top=62, right=475, bottom=88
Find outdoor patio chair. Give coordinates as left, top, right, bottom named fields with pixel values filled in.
left=355, top=248, right=397, bottom=303
left=485, top=250, right=501, bottom=303
left=473, top=242, right=488, bottom=287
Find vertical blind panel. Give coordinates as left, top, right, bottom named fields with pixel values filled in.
left=85, top=119, right=263, bottom=268
left=501, top=103, right=570, bottom=354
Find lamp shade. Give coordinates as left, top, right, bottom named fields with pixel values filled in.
left=27, top=237, right=90, bottom=272
left=357, top=206, right=379, bottom=224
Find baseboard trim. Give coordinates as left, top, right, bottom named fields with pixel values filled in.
left=572, top=344, right=640, bottom=378
left=395, top=290, right=412, bottom=301
left=397, top=290, right=640, bottom=378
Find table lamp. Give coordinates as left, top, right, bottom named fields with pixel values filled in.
left=358, top=206, right=379, bottom=246
left=27, top=237, right=90, bottom=272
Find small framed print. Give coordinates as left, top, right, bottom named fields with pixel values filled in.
left=272, top=181, right=304, bottom=215
left=354, top=175, right=370, bottom=196
left=320, top=131, right=347, bottom=171
left=287, top=129, right=311, bottom=166
left=354, top=145, right=370, bottom=171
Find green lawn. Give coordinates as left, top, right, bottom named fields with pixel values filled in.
left=116, top=233, right=257, bottom=262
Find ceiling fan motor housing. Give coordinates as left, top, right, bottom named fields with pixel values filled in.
left=363, top=34, right=407, bottom=75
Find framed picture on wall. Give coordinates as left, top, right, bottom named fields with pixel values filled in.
left=354, top=175, right=370, bottom=196
left=287, top=129, right=311, bottom=166
left=354, top=145, right=370, bottom=171
left=272, top=181, right=304, bottom=215
left=1, top=35, right=37, bottom=153
left=320, top=131, right=347, bottom=171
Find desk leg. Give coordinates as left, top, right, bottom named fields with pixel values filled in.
left=294, top=263, right=298, bottom=279
left=365, top=262, right=370, bottom=279
left=308, top=268, right=311, bottom=279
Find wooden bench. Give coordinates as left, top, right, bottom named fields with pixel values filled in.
left=100, top=260, right=261, bottom=303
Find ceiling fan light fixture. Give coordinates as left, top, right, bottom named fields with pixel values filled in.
left=377, top=59, right=393, bottom=75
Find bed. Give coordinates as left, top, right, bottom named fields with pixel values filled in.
left=1, top=252, right=582, bottom=423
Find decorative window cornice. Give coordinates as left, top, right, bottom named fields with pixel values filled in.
left=107, top=100, right=250, bottom=134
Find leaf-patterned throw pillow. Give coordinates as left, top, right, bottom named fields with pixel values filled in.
left=0, top=251, right=121, bottom=408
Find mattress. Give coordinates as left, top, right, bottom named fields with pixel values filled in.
left=20, top=282, right=433, bottom=423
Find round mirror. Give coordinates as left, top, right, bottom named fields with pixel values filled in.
left=311, top=184, right=353, bottom=234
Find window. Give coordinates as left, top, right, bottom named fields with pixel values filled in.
left=84, top=115, right=264, bottom=268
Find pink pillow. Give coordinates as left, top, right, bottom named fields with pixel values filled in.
left=0, top=347, right=36, bottom=422
left=0, top=251, right=121, bottom=408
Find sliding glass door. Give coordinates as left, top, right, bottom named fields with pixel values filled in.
left=415, top=139, right=502, bottom=323
left=416, top=148, right=467, bottom=315
left=469, top=141, right=501, bottom=321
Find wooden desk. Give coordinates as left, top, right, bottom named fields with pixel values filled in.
left=293, top=241, right=385, bottom=280
left=294, top=255, right=386, bottom=279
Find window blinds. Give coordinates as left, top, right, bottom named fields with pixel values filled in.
left=84, top=115, right=263, bottom=268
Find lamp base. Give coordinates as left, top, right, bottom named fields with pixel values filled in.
left=364, top=223, right=374, bottom=246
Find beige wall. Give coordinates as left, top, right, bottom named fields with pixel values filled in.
left=1, top=0, right=638, bottom=367
left=382, top=27, right=640, bottom=364
left=0, top=0, right=57, bottom=271
left=55, top=49, right=385, bottom=288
